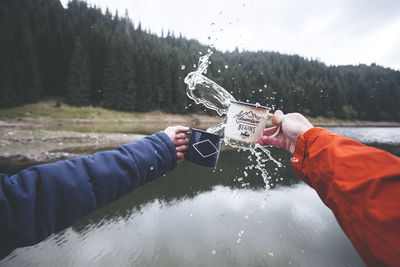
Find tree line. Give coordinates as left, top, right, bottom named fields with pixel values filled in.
left=1, top=0, right=399, bottom=120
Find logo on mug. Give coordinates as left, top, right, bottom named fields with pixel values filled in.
left=234, top=110, right=261, bottom=139
left=192, top=139, right=219, bottom=158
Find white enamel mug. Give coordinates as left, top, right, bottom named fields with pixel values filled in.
left=224, top=100, right=280, bottom=144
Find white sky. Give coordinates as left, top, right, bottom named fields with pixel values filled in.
left=60, top=0, right=400, bottom=70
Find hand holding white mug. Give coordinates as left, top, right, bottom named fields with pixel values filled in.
left=259, top=110, right=313, bottom=154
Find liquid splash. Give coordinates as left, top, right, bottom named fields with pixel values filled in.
left=184, top=51, right=281, bottom=189
left=184, top=52, right=234, bottom=116
left=224, top=138, right=281, bottom=190
left=206, top=120, right=226, bottom=134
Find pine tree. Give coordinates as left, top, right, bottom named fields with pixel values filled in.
left=101, top=36, right=137, bottom=111
left=0, top=9, right=17, bottom=108
left=66, top=36, right=90, bottom=106
left=16, top=25, right=42, bottom=104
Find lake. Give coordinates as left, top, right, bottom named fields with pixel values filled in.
left=1, top=127, right=399, bottom=266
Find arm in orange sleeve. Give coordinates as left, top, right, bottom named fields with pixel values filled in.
left=291, top=127, right=400, bottom=266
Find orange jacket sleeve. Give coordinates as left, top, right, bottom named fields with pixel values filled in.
left=291, top=127, right=400, bottom=266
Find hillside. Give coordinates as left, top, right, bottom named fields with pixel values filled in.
left=0, top=0, right=399, bottom=121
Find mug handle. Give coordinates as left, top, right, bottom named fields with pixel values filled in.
left=265, top=114, right=281, bottom=138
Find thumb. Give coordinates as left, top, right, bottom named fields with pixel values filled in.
left=273, top=110, right=284, bottom=127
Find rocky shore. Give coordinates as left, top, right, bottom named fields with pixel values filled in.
left=1, top=116, right=399, bottom=174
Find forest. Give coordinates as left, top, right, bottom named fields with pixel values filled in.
left=1, top=0, right=400, bottom=120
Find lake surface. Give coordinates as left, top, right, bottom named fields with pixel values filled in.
left=2, top=127, right=399, bottom=267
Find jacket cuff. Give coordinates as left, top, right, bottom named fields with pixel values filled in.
left=290, top=127, right=330, bottom=185
left=155, top=131, right=178, bottom=168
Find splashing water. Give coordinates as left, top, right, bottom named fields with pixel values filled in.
left=184, top=52, right=234, bottom=116
left=206, top=121, right=226, bottom=134
left=184, top=51, right=281, bottom=189
left=225, top=138, right=281, bottom=190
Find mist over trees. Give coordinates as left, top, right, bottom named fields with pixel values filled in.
left=1, top=0, right=399, bottom=120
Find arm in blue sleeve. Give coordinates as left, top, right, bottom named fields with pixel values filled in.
left=0, top=132, right=176, bottom=258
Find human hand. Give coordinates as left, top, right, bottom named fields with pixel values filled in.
left=163, top=125, right=190, bottom=163
left=259, top=110, right=313, bottom=154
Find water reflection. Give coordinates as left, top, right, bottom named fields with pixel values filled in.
left=327, top=127, right=400, bottom=144
left=1, top=148, right=364, bottom=267
left=2, top=185, right=364, bottom=267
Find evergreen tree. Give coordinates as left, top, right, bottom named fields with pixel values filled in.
left=101, top=36, right=136, bottom=111
left=1, top=0, right=400, bottom=121
left=66, top=36, right=90, bottom=106
left=0, top=3, right=17, bottom=108
left=16, top=24, right=42, bottom=104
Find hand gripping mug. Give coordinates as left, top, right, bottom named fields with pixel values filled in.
left=224, top=100, right=280, bottom=144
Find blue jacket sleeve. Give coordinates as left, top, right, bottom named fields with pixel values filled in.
left=0, top=132, right=177, bottom=258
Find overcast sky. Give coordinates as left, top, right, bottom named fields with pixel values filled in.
left=60, top=0, right=400, bottom=70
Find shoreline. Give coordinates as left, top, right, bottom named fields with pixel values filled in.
left=1, top=101, right=400, bottom=127
left=1, top=115, right=399, bottom=174
left=2, top=116, right=400, bottom=128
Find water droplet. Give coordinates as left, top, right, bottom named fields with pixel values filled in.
left=218, top=69, right=221, bottom=73
left=150, top=166, right=154, bottom=171
left=244, top=215, right=249, bottom=219
left=212, top=250, right=216, bottom=255
left=259, top=89, right=263, bottom=92
left=181, top=65, right=186, bottom=70
left=268, top=252, right=274, bottom=256
left=264, top=84, right=267, bottom=88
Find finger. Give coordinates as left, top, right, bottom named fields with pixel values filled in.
left=174, top=139, right=189, bottom=146
left=273, top=110, right=284, bottom=126
left=177, top=152, right=185, bottom=163
left=175, top=133, right=187, bottom=139
left=175, top=145, right=188, bottom=152
left=263, top=126, right=280, bottom=136
left=174, top=126, right=190, bottom=134
left=259, top=136, right=287, bottom=149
